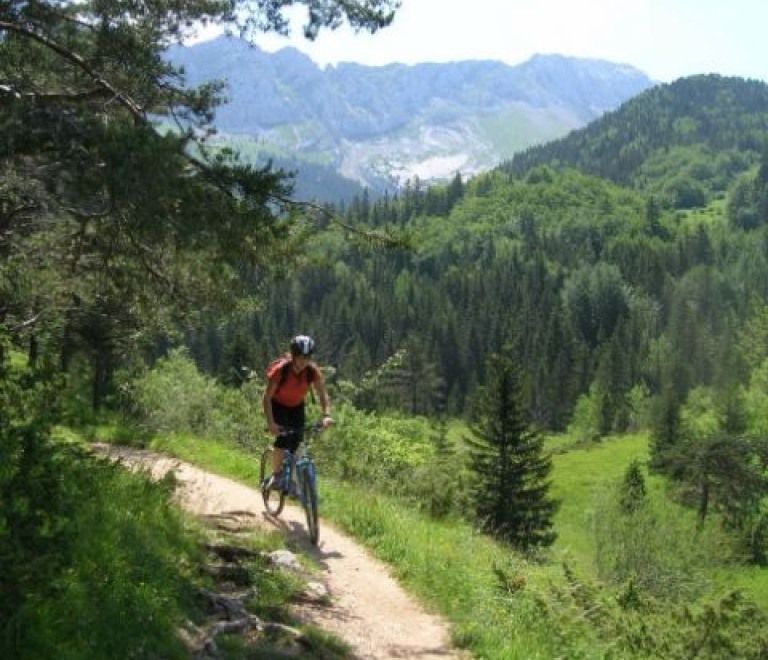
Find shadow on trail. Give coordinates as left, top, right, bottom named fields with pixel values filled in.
left=259, top=508, right=344, bottom=570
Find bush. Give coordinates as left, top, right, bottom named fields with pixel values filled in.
left=128, top=348, right=261, bottom=448
left=549, top=566, right=768, bottom=660
left=314, top=405, right=436, bottom=485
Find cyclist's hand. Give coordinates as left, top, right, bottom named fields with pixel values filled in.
left=321, top=415, right=334, bottom=428
left=268, top=421, right=280, bottom=436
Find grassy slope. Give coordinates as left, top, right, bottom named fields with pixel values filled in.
left=150, top=430, right=768, bottom=657
left=152, top=433, right=601, bottom=658
left=549, top=433, right=650, bottom=572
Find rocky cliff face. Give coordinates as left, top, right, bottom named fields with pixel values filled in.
left=168, top=37, right=654, bottom=193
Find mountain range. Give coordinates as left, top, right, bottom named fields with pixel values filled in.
left=168, top=36, right=655, bottom=199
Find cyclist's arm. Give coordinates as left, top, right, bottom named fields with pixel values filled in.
left=312, top=369, right=333, bottom=425
left=262, top=378, right=280, bottom=435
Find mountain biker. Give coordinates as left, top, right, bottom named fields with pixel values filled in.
left=261, top=334, right=333, bottom=490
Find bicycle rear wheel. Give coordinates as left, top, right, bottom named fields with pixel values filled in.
left=298, top=462, right=319, bottom=545
left=260, top=447, right=285, bottom=515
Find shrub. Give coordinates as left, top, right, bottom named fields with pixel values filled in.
left=128, top=348, right=261, bottom=448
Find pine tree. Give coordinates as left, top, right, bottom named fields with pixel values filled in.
left=467, top=353, right=559, bottom=549
left=619, top=459, right=647, bottom=514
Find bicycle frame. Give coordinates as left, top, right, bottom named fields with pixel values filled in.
left=278, top=442, right=316, bottom=499
left=276, top=423, right=320, bottom=490
left=260, top=421, right=324, bottom=544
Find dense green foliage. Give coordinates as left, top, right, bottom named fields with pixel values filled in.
left=0, top=2, right=398, bottom=655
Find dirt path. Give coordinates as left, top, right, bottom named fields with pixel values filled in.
left=100, top=445, right=467, bottom=660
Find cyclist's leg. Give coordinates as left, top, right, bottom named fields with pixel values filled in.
left=261, top=447, right=286, bottom=515
left=260, top=449, right=280, bottom=495
left=271, top=401, right=304, bottom=488
left=271, top=447, right=285, bottom=477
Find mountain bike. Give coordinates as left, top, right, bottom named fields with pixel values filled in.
left=259, top=421, right=324, bottom=545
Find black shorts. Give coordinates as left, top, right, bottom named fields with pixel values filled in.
left=271, top=399, right=305, bottom=451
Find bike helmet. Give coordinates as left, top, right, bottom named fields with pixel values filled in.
left=289, top=334, right=315, bottom=356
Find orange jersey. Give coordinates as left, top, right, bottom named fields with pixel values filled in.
left=267, top=359, right=316, bottom=407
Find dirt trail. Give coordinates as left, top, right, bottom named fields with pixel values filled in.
left=101, top=446, right=467, bottom=660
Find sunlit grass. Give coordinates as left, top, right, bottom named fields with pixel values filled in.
left=149, top=431, right=609, bottom=658
left=319, top=483, right=599, bottom=659
left=139, top=427, right=768, bottom=659
left=712, top=565, right=768, bottom=610
left=152, top=432, right=264, bottom=485
left=549, top=433, right=650, bottom=570
left=548, top=432, right=768, bottom=610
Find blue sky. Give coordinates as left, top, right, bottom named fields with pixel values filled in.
left=237, top=0, right=766, bottom=83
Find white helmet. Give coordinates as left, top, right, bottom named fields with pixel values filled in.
left=289, top=335, right=315, bottom=356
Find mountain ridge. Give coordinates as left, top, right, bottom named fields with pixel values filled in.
left=168, top=37, right=655, bottom=196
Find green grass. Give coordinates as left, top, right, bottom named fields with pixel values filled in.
left=549, top=433, right=768, bottom=611
left=319, top=484, right=606, bottom=659
left=143, top=429, right=768, bottom=659
left=153, top=432, right=264, bottom=484
left=5, top=449, right=199, bottom=660
left=148, top=433, right=612, bottom=658
left=549, top=433, right=650, bottom=571
left=712, top=560, right=768, bottom=610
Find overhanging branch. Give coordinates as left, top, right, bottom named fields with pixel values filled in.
left=277, top=195, right=412, bottom=249
left=0, top=19, right=145, bottom=120
left=0, top=86, right=114, bottom=107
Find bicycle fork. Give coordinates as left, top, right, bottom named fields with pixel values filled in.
left=296, top=457, right=316, bottom=506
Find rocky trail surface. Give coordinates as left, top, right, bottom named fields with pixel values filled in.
left=100, top=445, right=468, bottom=660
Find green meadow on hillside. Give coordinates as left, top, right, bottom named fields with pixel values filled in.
left=551, top=433, right=768, bottom=610
left=549, top=433, right=650, bottom=569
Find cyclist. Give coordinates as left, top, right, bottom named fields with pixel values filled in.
left=261, top=334, right=333, bottom=490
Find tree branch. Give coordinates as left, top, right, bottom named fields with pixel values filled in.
left=0, top=19, right=145, bottom=120
left=61, top=203, right=112, bottom=220
left=276, top=195, right=412, bottom=248
left=0, top=86, right=115, bottom=107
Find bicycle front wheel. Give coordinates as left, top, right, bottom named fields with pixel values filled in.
left=298, top=463, right=319, bottom=545
left=260, top=447, right=285, bottom=516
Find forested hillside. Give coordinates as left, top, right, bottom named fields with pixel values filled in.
left=502, top=74, right=768, bottom=205
left=193, top=75, right=768, bottom=441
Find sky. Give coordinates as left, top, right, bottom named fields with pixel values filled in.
left=235, top=0, right=767, bottom=84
